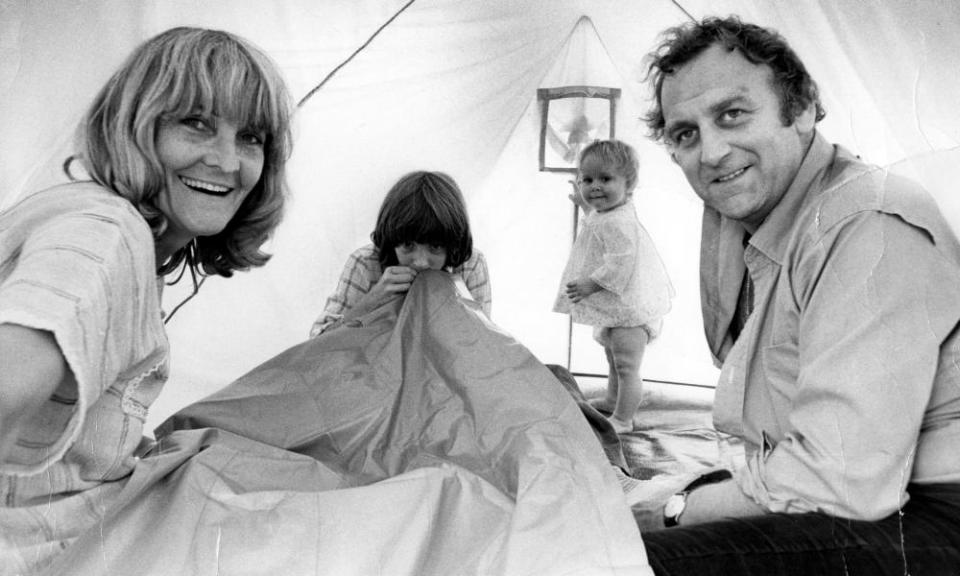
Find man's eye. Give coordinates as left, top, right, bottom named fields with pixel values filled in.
left=721, top=109, right=745, bottom=122
left=673, top=129, right=696, bottom=146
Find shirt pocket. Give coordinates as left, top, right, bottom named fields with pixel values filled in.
left=758, top=340, right=800, bottom=433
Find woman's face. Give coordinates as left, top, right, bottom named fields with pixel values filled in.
left=153, top=113, right=265, bottom=255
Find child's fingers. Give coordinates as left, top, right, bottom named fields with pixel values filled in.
left=384, top=266, right=422, bottom=294
left=385, top=266, right=417, bottom=281
left=386, top=282, right=412, bottom=294
left=394, top=269, right=418, bottom=283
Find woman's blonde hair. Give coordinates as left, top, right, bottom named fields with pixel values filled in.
left=76, top=26, right=293, bottom=277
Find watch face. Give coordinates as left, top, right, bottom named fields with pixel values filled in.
left=664, top=493, right=686, bottom=518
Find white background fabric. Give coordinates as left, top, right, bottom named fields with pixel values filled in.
left=2, top=0, right=958, bottom=430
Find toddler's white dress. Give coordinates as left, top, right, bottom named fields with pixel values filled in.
left=553, top=201, right=674, bottom=339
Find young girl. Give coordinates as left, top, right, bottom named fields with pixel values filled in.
left=553, top=140, right=674, bottom=433
left=311, top=170, right=491, bottom=336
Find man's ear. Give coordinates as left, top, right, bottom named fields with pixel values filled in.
left=793, top=103, right=817, bottom=135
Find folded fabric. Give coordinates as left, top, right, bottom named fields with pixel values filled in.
left=45, top=270, right=651, bottom=576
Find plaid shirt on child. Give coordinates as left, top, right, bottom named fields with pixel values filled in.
left=310, top=244, right=491, bottom=336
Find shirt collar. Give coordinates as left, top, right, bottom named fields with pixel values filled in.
left=749, top=131, right=836, bottom=264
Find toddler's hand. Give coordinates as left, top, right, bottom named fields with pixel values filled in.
left=568, top=180, right=591, bottom=214
left=565, top=278, right=601, bottom=303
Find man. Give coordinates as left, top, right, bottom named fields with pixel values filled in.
left=638, top=16, right=960, bottom=575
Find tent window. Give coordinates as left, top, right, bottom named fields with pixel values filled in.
left=537, top=86, right=620, bottom=173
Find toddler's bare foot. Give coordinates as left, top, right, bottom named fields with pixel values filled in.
left=608, top=415, right=633, bottom=434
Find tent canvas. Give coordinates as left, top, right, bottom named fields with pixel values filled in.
left=3, top=0, right=959, bottom=441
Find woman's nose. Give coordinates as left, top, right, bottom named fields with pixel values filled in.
left=203, top=133, right=240, bottom=172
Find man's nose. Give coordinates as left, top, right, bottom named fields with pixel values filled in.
left=699, top=126, right=731, bottom=166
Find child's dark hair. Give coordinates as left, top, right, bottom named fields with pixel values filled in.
left=371, top=171, right=473, bottom=269
left=579, top=139, right=640, bottom=190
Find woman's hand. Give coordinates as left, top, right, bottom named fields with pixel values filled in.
left=565, top=278, right=601, bottom=303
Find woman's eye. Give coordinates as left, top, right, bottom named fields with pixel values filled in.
left=429, top=245, right=444, bottom=254
left=181, top=116, right=210, bottom=131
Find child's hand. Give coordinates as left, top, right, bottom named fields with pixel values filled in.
left=375, top=266, right=418, bottom=296
left=568, top=180, right=591, bottom=214
left=341, top=266, right=418, bottom=325
left=565, top=278, right=601, bottom=303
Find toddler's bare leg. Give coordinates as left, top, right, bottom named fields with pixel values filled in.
left=588, top=328, right=620, bottom=415
left=587, top=346, right=619, bottom=414
left=606, top=326, right=649, bottom=432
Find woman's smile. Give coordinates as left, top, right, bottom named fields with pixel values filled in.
left=153, top=114, right=264, bottom=258
left=178, top=175, right=234, bottom=195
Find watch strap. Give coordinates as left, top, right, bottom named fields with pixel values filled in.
left=663, top=469, right=733, bottom=527
left=683, top=469, right=733, bottom=493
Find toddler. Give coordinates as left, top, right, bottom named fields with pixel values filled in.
left=311, top=170, right=491, bottom=336
left=554, top=140, right=674, bottom=433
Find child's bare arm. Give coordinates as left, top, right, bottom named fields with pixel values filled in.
left=568, top=180, right=592, bottom=215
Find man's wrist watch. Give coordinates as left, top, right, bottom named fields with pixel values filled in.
left=663, top=469, right=733, bottom=527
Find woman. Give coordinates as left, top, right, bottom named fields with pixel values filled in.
left=0, top=27, right=292, bottom=572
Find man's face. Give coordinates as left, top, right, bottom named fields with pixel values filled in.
left=660, top=43, right=815, bottom=229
